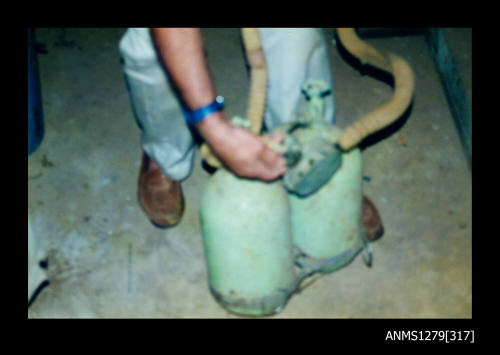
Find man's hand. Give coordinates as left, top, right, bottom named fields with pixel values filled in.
left=198, top=112, right=287, bottom=181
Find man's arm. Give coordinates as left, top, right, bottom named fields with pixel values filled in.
left=150, top=28, right=286, bottom=181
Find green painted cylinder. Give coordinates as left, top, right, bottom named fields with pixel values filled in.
left=289, top=125, right=364, bottom=274
left=199, top=168, right=298, bottom=316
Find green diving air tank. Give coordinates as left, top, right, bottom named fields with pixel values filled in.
left=288, top=125, right=365, bottom=274
left=274, top=80, right=366, bottom=275
left=199, top=167, right=298, bottom=316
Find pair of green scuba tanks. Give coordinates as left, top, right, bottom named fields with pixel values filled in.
left=199, top=28, right=415, bottom=316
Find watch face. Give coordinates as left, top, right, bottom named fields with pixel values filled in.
left=215, top=95, right=225, bottom=105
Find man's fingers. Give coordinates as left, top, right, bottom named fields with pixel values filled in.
left=260, top=145, right=287, bottom=170
left=253, top=162, right=287, bottom=181
left=266, top=132, right=285, bottom=144
left=256, top=145, right=287, bottom=181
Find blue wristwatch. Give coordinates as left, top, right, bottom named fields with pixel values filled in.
left=183, top=96, right=225, bottom=126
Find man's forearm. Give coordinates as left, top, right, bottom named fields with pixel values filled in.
left=149, top=28, right=286, bottom=181
left=150, top=28, right=229, bottom=142
left=150, top=28, right=218, bottom=110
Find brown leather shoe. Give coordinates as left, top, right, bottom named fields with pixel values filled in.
left=362, top=196, right=384, bottom=242
left=137, top=154, right=185, bottom=228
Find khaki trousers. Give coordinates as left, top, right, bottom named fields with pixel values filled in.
left=119, top=28, right=335, bottom=181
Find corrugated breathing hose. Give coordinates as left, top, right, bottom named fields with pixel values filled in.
left=335, top=28, right=415, bottom=151
left=201, top=27, right=415, bottom=167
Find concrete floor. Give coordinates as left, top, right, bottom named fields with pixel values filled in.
left=27, top=28, right=472, bottom=318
